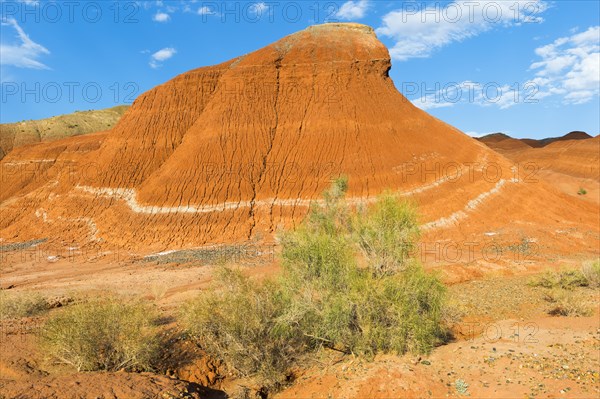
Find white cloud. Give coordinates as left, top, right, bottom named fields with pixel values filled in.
left=153, top=12, right=171, bottom=22
left=0, top=17, right=50, bottom=69
left=410, top=26, right=599, bottom=111
left=152, top=47, right=176, bottom=61
left=377, top=1, right=548, bottom=61
left=248, top=2, right=268, bottom=15
left=197, top=6, right=217, bottom=16
left=337, top=0, right=370, bottom=20
left=149, top=47, right=176, bottom=68
left=530, top=26, right=599, bottom=104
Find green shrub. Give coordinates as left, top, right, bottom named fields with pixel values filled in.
left=581, top=259, right=600, bottom=288
left=544, top=289, right=592, bottom=317
left=559, top=270, right=590, bottom=288
left=277, top=180, right=445, bottom=357
left=180, top=268, right=301, bottom=383
left=455, top=379, right=470, bottom=395
left=40, top=298, right=160, bottom=372
left=529, top=271, right=557, bottom=288
left=529, top=269, right=589, bottom=289
left=353, top=193, right=420, bottom=275
left=342, top=263, right=445, bottom=356
left=0, top=291, right=49, bottom=319
left=182, top=179, right=447, bottom=385
left=577, top=188, right=587, bottom=195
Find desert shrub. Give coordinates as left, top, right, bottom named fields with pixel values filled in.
left=0, top=291, right=49, bottom=319
left=180, top=267, right=301, bottom=382
left=182, top=178, right=447, bottom=384
left=577, top=187, right=587, bottom=195
left=353, top=193, right=420, bottom=275
left=581, top=259, right=600, bottom=288
left=543, top=289, right=592, bottom=317
left=559, top=270, right=590, bottom=288
left=529, top=269, right=589, bottom=289
left=455, top=379, right=470, bottom=395
left=277, top=179, right=445, bottom=356
left=40, top=298, right=160, bottom=372
left=529, top=271, right=557, bottom=288
left=345, top=263, right=445, bottom=356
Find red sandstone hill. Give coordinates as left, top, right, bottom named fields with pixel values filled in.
left=1, top=23, right=598, bottom=262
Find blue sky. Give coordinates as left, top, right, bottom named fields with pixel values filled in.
left=1, top=0, right=598, bottom=139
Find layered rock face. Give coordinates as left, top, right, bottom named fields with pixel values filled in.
left=1, top=24, right=598, bottom=257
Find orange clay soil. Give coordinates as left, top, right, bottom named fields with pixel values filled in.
left=1, top=23, right=597, bottom=265
left=276, top=315, right=600, bottom=399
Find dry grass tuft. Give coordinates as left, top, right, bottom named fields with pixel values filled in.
left=543, top=289, right=592, bottom=317
left=0, top=291, right=49, bottom=319
left=40, top=297, right=160, bottom=372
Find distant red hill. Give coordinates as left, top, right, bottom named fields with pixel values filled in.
left=477, top=133, right=532, bottom=152
left=521, top=131, right=593, bottom=148
left=478, top=131, right=599, bottom=204
left=478, top=131, right=593, bottom=150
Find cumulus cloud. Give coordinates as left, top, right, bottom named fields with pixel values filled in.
left=530, top=26, right=600, bottom=104
left=153, top=12, right=171, bottom=22
left=337, top=0, right=370, bottom=20
left=0, top=17, right=50, bottom=69
left=377, top=1, right=548, bottom=61
left=248, top=2, right=269, bottom=15
left=197, top=5, right=219, bottom=16
left=149, top=47, right=176, bottom=68
left=409, top=26, right=599, bottom=110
